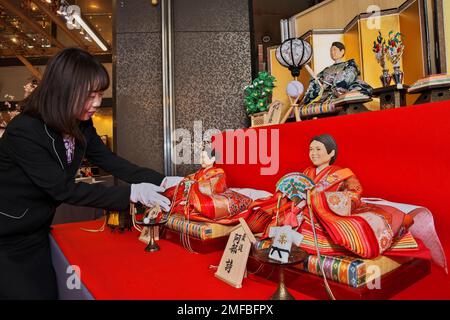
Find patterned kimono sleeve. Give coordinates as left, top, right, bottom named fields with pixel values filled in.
left=341, top=175, right=363, bottom=209
left=303, top=73, right=323, bottom=105
left=335, top=61, right=359, bottom=91
left=345, top=60, right=373, bottom=95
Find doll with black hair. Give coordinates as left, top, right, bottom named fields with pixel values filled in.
left=303, top=42, right=373, bottom=105
left=163, top=141, right=253, bottom=223
left=262, top=134, right=418, bottom=260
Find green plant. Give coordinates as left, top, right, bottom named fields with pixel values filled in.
left=244, top=71, right=276, bottom=114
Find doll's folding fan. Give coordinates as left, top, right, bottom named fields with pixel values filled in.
left=275, top=172, right=315, bottom=202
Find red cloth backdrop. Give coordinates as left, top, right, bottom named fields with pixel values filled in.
left=215, top=101, right=450, bottom=266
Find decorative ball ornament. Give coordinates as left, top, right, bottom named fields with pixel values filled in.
left=276, top=38, right=313, bottom=78
left=286, top=80, right=304, bottom=98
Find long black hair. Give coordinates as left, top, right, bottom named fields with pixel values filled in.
left=22, top=47, right=109, bottom=142
left=311, top=134, right=338, bottom=165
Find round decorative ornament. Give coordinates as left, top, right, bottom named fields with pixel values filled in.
left=286, top=80, right=304, bottom=98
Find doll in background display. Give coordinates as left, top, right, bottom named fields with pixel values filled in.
left=303, top=42, right=373, bottom=106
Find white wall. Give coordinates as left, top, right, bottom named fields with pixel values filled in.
left=312, top=33, right=345, bottom=74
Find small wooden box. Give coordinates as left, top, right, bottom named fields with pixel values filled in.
left=249, top=111, right=268, bottom=128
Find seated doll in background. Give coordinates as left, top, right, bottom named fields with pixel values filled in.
left=303, top=42, right=373, bottom=106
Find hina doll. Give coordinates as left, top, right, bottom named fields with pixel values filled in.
left=263, top=134, right=416, bottom=259
left=164, top=146, right=253, bottom=223
left=303, top=42, right=373, bottom=105
left=299, top=134, right=417, bottom=258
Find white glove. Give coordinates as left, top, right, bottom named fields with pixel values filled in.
left=130, top=183, right=171, bottom=212
left=160, top=176, right=184, bottom=189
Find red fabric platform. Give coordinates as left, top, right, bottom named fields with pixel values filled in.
left=51, top=220, right=314, bottom=300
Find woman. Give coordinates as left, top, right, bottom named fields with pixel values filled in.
left=303, top=42, right=373, bottom=105
left=0, top=48, right=170, bottom=299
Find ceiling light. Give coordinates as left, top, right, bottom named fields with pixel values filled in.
left=57, top=4, right=108, bottom=51
left=73, top=12, right=108, bottom=51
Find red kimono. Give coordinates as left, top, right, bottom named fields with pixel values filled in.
left=164, top=166, right=252, bottom=223
left=262, top=165, right=416, bottom=259
left=299, top=165, right=415, bottom=258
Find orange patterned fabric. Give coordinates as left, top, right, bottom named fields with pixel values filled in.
left=164, top=166, right=252, bottom=222
left=299, top=165, right=417, bottom=258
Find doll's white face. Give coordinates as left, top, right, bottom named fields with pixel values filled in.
left=200, top=151, right=215, bottom=168
left=330, top=46, right=345, bottom=62
left=309, top=140, right=335, bottom=168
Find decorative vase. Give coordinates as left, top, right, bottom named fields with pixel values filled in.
left=380, top=69, right=392, bottom=87
left=392, top=64, right=404, bottom=85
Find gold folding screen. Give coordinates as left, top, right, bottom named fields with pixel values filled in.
left=268, top=0, right=427, bottom=108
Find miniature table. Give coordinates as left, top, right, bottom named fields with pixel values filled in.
left=135, top=217, right=169, bottom=252
left=411, top=84, right=450, bottom=105
left=251, top=245, right=308, bottom=300
left=372, top=84, right=409, bottom=109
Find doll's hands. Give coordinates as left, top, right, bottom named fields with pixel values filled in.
left=130, top=183, right=171, bottom=212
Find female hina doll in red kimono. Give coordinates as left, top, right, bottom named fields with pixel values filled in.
left=263, top=134, right=424, bottom=260
left=299, top=134, right=417, bottom=258
left=163, top=146, right=253, bottom=223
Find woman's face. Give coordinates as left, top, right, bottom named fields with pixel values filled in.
left=309, top=140, right=335, bottom=168
left=78, top=91, right=104, bottom=121
left=330, top=45, right=345, bottom=62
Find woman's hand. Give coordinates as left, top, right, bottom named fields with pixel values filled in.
left=130, top=183, right=171, bottom=211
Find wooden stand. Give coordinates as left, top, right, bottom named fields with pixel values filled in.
left=281, top=94, right=303, bottom=123
left=160, top=227, right=229, bottom=254
left=372, top=85, right=409, bottom=109
left=299, top=100, right=371, bottom=120
left=337, top=102, right=371, bottom=115
left=412, top=85, right=450, bottom=105
left=247, top=256, right=431, bottom=300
